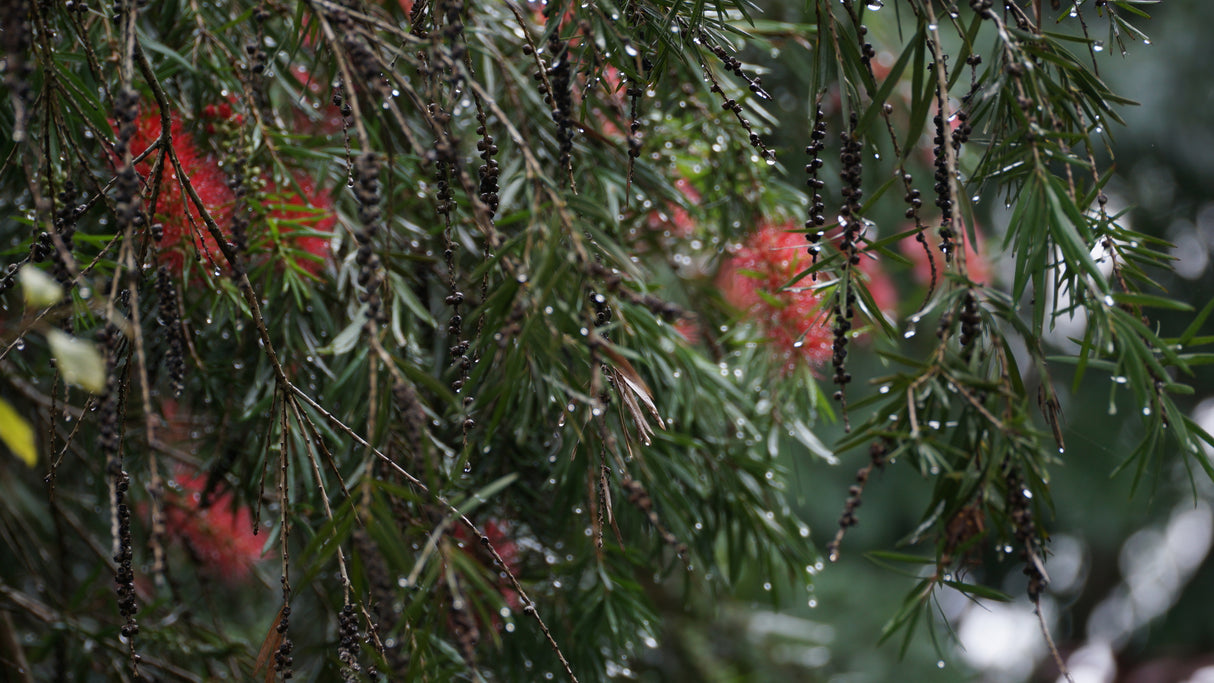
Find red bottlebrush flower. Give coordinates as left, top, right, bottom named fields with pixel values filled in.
left=718, top=222, right=832, bottom=373
left=647, top=177, right=700, bottom=239
left=454, top=519, right=523, bottom=616
left=675, top=318, right=702, bottom=345
left=263, top=175, right=335, bottom=276
left=856, top=252, right=899, bottom=318
left=124, top=109, right=235, bottom=275
left=162, top=470, right=264, bottom=582
left=200, top=95, right=245, bottom=135
left=289, top=65, right=345, bottom=136
left=900, top=220, right=993, bottom=286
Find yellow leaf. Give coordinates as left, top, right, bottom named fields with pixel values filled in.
left=46, top=329, right=107, bottom=394
left=18, top=264, right=64, bottom=308
left=0, top=397, right=37, bottom=467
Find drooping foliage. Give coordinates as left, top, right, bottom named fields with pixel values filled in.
left=0, top=0, right=1204, bottom=681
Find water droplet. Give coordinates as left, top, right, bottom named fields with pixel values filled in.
left=1142, top=406, right=1152, bottom=416
left=1093, top=41, right=1105, bottom=52
left=937, top=660, right=946, bottom=669
left=866, top=0, right=884, bottom=9
left=808, top=598, right=818, bottom=608
left=1103, top=295, right=1115, bottom=306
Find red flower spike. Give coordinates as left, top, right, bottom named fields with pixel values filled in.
left=900, top=220, right=993, bottom=286
left=647, top=177, right=700, bottom=239
left=718, top=222, right=833, bottom=373
left=856, top=253, right=899, bottom=317
left=162, top=471, right=264, bottom=582
left=453, top=519, right=523, bottom=625
left=123, top=109, right=235, bottom=274
left=264, top=174, right=335, bottom=276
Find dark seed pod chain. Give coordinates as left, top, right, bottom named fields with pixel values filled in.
left=50, top=181, right=82, bottom=284
left=97, top=325, right=141, bottom=673
left=699, top=34, right=776, bottom=164
left=625, top=63, right=647, bottom=191
left=544, top=29, right=576, bottom=185
left=826, top=439, right=888, bottom=562
left=475, top=109, right=500, bottom=219
left=112, top=87, right=144, bottom=241
left=804, top=104, right=827, bottom=278
left=337, top=603, right=363, bottom=682
left=832, top=114, right=865, bottom=423
left=275, top=600, right=294, bottom=679
left=958, top=289, right=981, bottom=359
left=621, top=2, right=649, bottom=188
left=353, top=529, right=410, bottom=676
left=246, top=5, right=271, bottom=116
left=931, top=99, right=956, bottom=262
left=155, top=267, right=186, bottom=396
left=1003, top=462, right=1048, bottom=601
left=1, top=0, right=33, bottom=144
left=353, top=152, right=386, bottom=326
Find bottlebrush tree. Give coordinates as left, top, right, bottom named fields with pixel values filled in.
left=0, top=1, right=1206, bottom=681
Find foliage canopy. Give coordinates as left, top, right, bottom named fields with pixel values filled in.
left=0, top=0, right=1205, bottom=680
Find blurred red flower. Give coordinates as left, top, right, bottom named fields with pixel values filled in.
left=264, top=174, right=335, bottom=276
left=900, top=220, right=993, bottom=287
left=719, top=221, right=900, bottom=372
left=718, top=222, right=832, bottom=372
left=125, top=109, right=235, bottom=274
left=452, top=518, right=523, bottom=632
left=162, top=471, right=264, bottom=582
left=647, top=177, right=700, bottom=239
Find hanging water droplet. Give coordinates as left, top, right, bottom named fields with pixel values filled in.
left=1093, top=41, right=1105, bottom=52
left=1142, top=405, right=1152, bottom=416
left=866, top=0, right=884, bottom=9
